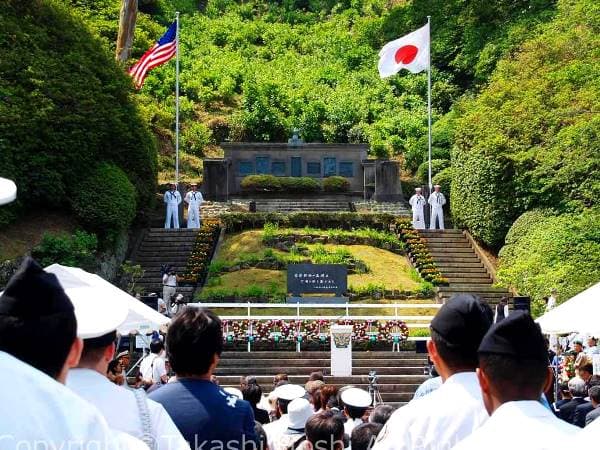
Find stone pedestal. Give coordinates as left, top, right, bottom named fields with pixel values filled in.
left=331, top=325, right=353, bottom=376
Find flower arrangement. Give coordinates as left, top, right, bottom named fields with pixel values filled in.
left=182, top=221, right=220, bottom=283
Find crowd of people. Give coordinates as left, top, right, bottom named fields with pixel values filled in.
left=1, top=258, right=599, bottom=450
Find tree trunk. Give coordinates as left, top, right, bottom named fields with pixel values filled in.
left=115, top=0, right=138, bottom=63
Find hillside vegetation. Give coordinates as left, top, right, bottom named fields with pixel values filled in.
left=0, top=0, right=157, bottom=241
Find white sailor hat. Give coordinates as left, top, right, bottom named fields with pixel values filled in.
left=273, top=383, right=306, bottom=401
left=224, top=387, right=243, bottom=399
left=434, top=184, right=441, bottom=188
left=340, top=387, right=371, bottom=408
left=415, top=187, right=422, bottom=192
left=287, top=398, right=314, bottom=430
left=0, top=177, right=17, bottom=206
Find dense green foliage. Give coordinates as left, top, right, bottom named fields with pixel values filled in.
left=241, top=175, right=321, bottom=193
left=451, top=0, right=600, bottom=247
left=32, top=230, right=98, bottom=269
left=72, top=163, right=137, bottom=240
left=497, top=208, right=600, bottom=316
left=323, top=176, right=351, bottom=192
left=0, top=0, right=157, bottom=230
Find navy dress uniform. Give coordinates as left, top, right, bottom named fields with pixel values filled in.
left=264, top=384, right=307, bottom=450
left=341, top=387, right=372, bottom=436
left=164, top=183, right=182, bottom=229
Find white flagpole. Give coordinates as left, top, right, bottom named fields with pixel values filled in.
left=175, top=12, right=180, bottom=185
left=427, top=15, right=432, bottom=191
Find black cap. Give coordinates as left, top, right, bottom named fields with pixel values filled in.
left=478, top=310, right=547, bottom=361
left=430, top=294, right=492, bottom=351
left=0, top=257, right=74, bottom=318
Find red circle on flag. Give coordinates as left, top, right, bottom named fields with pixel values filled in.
left=394, top=45, right=418, bottom=64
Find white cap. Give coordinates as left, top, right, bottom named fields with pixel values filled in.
left=415, top=187, right=422, bottom=192
left=0, top=177, right=17, bottom=205
left=273, top=384, right=306, bottom=401
left=287, top=398, right=314, bottom=430
left=69, top=286, right=129, bottom=339
left=224, top=387, right=243, bottom=399
left=341, top=387, right=371, bottom=408
left=434, top=184, right=441, bottom=188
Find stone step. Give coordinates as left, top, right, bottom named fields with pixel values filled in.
left=435, top=262, right=485, bottom=269
left=215, top=374, right=428, bottom=386
left=419, top=229, right=462, bottom=235
left=141, top=237, right=199, bottom=243
left=446, top=277, right=493, bottom=284
left=441, top=269, right=489, bottom=276
left=147, top=228, right=199, bottom=234
left=214, top=366, right=425, bottom=376
left=437, top=285, right=507, bottom=293
left=431, top=256, right=481, bottom=264
left=426, top=241, right=471, bottom=249
left=218, top=358, right=426, bottom=368
left=429, top=248, right=476, bottom=254
left=134, top=256, right=191, bottom=262
left=220, top=351, right=424, bottom=359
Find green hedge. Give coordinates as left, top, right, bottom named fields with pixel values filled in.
left=220, top=212, right=398, bottom=233
left=323, top=176, right=351, bottom=192
left=72, top=163, right=137, bottom=241
left=31, top=230, right=98, bottom=270
left=416, top=159, right=450, bottom=184
left=450, top=0, right=600, bottom=247
left=497, top=208, right=600, bottom=317
left=432, top=167, right=453, bottom=201
left=241, top=175, right=320, bottom=193
left=0, top=0, right=157, bottom=227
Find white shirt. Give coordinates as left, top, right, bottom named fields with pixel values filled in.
left=345, top=418, right=363, bottom=436
left=164, top=190, right=182, bottom=206
left=428, top=192, right=446, bottom=208
left=264, top=414, right=290, bottom=450
left=140, top=352, right=167, bottom=384
left=576, top=412, right=600, bottom=443
left=0, top=351, right=137, bottom=450
left=545, top=295, right=557, bottom=312
left=67, top=368, right=189, bottom=450
left=163, top=273, right=177, bottom=287
left=185, top=191, right=203, bottom=206
left=409, top=194, right=426, bottom=209
left=452, top=400, right=578, bottom=450
left=373, top=372, right=488, bottom=450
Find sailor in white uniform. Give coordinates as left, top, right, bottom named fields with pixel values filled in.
left=341, top=387, right=372, bottom=437
left=184, top=182, right=203, bottom=229
left=372, top=294, right=492, bottom=450
left=408, top=188, right=427, bottom=230
left=164, top=183, right=182, bottom=229
left=428, top=184, right=446, bottom=230
left=273, top=398, right=314, bottom=450
left=452, top=311, right=579, bottom=450
left=0, top=258, right=146, bottom=450
left=264, top=384, right=306, bottom=450
left=66, top=284, right=188, bottom=450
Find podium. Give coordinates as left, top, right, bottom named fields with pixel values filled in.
left=331, top=325, right=353, bottom=376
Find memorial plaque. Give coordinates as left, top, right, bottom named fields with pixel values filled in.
left=288, top=264, right=347, bottom=297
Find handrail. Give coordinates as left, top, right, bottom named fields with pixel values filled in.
left=190, top=302, right=442, bottom=309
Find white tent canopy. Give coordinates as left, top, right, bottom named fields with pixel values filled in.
left=0, top=177, right=17, bottom=205
left=45, top=264, right=170, bottom=335
left=536, top=282, right=600, bottom=335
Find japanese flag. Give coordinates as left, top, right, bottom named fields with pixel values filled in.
left=378, top=23, right=430, bottom=78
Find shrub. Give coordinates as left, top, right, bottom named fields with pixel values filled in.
left=416, top=159, right=450, bottom=184
left=72, top=163, right=137, bottom=242
left=32, top=230, right=98, bottom=269
left=280, top=177, right=320, bottom=193
left=432, top=167, right=453, bottom=200
left=497, top=208, right=600, bottom=317
left=241, top=175, right=282, bottom=192
left=323, top=176, right=351, bottom=192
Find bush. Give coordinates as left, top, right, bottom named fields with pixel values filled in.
left=432, top=167, right=453, bottom=200
left=416, top=159, right=450, bottom=184
left=72, top=163, right=137, bottom=241
left=32, top=230, right=98, bottom=269
left=240, top=175, right=320, bottom=193
left=497, top=208, right=600, bottom=317
left=323, top=176, right=351, bottom=192
left=280, top=177, right=321, bottom=193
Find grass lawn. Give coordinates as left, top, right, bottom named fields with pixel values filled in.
left=206, top=268, right=285, bottom=291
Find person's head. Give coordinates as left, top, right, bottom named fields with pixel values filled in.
left=341, top=387, right=371, bottom=420
left=287, top=398, right=314, bottom=431
left=309, top=371, right=324, bottom=382
left=434, top=185, right=441, bottom=192
left=320, top=385, right=339, bottom=411
left=559, top=381, right=572, bottom=400
left=78, top=332, right=118, bottom=375
left=573, top=341, right=584, bottom=353
left=273, top=383, right=306, bottom=416
left=499, top=297, right=507, bottom=306
left=117, top=350, right=130, bottom=368
left=589, top=386, right=600, bottom=408
left=150, top=339, right=164, bottom=355
left=107, top=359, right=121, bottom=375
left=306, top=380, right=325, bottom=408
left=428, top=294, right=492, bottom=379
left=242, top=382, right=263, bottom=407
left=167, top=308, right=223, bottom=377
left=0, top=258, right=81, bottom=383
left=477, top=311, right=552, bottom=415
left=587, top=337, right=597, bottom=348
left=254, top=421, right=268, bottom=450
left=580, top=363, right=594, bottom=382
left=568, top=377, right=587, bottom=398
left=191, top=183, right=198, bottom=191
left=415, top=188, right=422, bottom=194
left=351, top=423, right=383, bottom=450
left=169, top=183, right=176, bottom=191
left=305, top=411, right=345, bottom=450
left=368, top=404, right=395, bottom=425
left=273, top=373, right=289, bottom=386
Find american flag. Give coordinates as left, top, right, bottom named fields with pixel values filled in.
left=129, top=21, right=177, bottom=89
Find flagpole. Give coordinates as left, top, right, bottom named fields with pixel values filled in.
left=427, top=15, right=432, bottom=191
left=175, top=11, right=180, bottom=186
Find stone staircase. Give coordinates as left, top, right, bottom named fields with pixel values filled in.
left=216, top=351, right=429, bottom=406
left=419, top=229, right=510, bottom=305
left=354, top=201, right=411, bottom=216
left=255, top=199, right=352, bottom=213
left=129, top=228, right=199, bottom=301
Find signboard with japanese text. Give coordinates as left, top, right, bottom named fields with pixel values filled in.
left=288, top=264, right=347, bottom=296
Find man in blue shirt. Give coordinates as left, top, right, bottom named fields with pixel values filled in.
left=150, top=308, right=257, bottom=450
